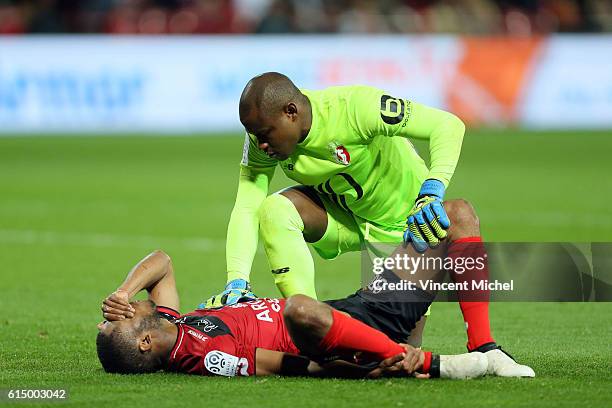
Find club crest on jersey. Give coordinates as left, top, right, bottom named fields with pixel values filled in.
left=329, top=142, right=350, bottom=166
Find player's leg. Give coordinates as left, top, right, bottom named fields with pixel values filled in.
left=345, top=201, right=486, bottom=348
left=442, top=198, right=535, bottom=377
left=284, top=294, right=433, bottom=376
left=258, top=185, right=362, bottom=298
left=391, top=199, right=488, bottom=350
left=353, top=199, right=533, bottom=377
left=283, top=294, right=402, bottom=360
left=285, top=294, right=487, bottom=379
left=442, top=199, right=493, bottom=350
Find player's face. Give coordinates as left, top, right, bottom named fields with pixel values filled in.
left=244, top=105, right=302, bottom=161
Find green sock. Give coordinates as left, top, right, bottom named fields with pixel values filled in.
left=258, top=194, right=317, bottom=299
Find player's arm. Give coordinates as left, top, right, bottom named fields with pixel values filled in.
left=203, top=134, right=276, bottom=308
left=101, top=250, right=179, bottom=321
left=255, top=349, right=410, bottom=378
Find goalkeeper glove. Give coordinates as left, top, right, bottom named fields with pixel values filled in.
left=403, top=179, right=451, bottom=252
left=198, top=279, right=257, bottom=309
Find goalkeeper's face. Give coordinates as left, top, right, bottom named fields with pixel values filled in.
left=243, top=104, right=302, bottom=161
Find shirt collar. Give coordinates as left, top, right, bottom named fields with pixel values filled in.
left=298, top=90, right=318, bottom=147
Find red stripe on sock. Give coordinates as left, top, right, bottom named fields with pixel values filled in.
left=452, top=236, right=483, bottom=243
left=422, top=351, right=432, bottom=374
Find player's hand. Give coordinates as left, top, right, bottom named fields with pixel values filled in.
left=198, top=279, right=257, bottom=309
left=404, top=179, right=450, bottom=252
left=398, top=343, right=425, bottom=375
left=366, top=353, right=406, bottom=379
left=101, top=289, right=135, bottom=321
left=366, top=344, right=425, bottom=378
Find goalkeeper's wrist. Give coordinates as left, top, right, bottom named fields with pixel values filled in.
left=418, top=179, right=446, bottom=200
left=225, top=278, right=250, bottom=291
left=227, top=271, right=250, bottom=284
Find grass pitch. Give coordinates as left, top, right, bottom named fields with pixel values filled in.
left=0, top=130, right=611, bottom=407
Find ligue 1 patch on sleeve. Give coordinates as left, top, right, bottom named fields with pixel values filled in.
left=204, top=350, right=249, bottom=377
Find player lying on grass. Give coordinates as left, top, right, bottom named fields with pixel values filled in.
left=96, top=250, right=491, bottom=379
left=204, top=72, right=532, bottom=377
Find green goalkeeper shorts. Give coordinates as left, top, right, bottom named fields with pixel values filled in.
left=310, top=187, right=406, bottom=261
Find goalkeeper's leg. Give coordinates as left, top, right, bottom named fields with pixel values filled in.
left=258, top=186, right=361, bottom=299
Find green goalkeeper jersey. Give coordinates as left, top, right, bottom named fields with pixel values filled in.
left=227, top=85, right=465, bottom=281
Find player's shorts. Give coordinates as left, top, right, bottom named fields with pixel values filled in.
left=324, top=269, right=434, bottom=343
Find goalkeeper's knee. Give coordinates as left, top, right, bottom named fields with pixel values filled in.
left=258, top=193, right=304, bottom=238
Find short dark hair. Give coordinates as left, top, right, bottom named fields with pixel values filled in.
left=96, top=313, right=163, bottom=374
left=239, top=72, right=303, bottom=121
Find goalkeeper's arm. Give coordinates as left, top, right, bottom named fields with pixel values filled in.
left=353, top=87, right=466, bottom=249
left=202, top=132, right=276, bottom=309
left=398, top=103, right=465, bottom=249
left=355, top=86, right=465, bottom=187
left=399, top=101, right=465, bottom=187
left=225, top=165, right=273, bottom=283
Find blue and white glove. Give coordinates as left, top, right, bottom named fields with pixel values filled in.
left=403, top=179, right=451, bottom=252
left=199, top=279, right=257, bottom=309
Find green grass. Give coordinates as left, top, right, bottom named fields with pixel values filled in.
left=0, top=130, right=611, bottom=407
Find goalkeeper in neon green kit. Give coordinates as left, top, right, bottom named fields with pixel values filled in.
left=203, top=72, right=534, bottom=377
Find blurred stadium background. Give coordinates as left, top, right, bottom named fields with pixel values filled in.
left=1, top=0, right=611, bottom=34
left=0, top=1, right=611, bottom=407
